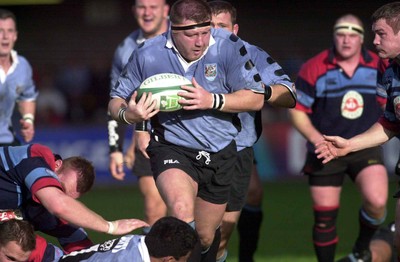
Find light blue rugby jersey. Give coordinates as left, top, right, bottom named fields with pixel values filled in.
left=111, top=28, right=264, bottom=152
left=235, top=42, right=294, bottom=151
left=0, top=51, right=37, bottom=144
left=56, top=235, right=148, bottom=262
left=110, top=30, right=145, bottom=90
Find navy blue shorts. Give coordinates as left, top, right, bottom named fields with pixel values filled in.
left=226, top=147, right=254, bottom=211
left=146, top=139, right=237, bottom=205
left=303, top=147, right=384, bottom=186
left=132, top=146, right=152, bottom=177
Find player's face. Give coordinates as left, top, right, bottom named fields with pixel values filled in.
left=171, top=21, right=211, bottom=62
left=134, top=0, right=169, bottom=38
left=59, top=169, right=81, bottom=199
left=0, top=241, right=31, bottom=262
left=0, top=18, right=17, bottom=57
left=211, top=12, right=237, bottom=35
left=334, top=31, right=363, bottom=60
left=372, top=18, right=400, bottom=60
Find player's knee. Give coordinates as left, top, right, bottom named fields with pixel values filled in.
left=360, top=208, right=386, bottom=226
left=314, top=205, right=339, bottom=228
left=169, top=200, right=193, bottom=220
left=199, top=233, right=214, bottom=249
left=313, top=206, right=339, bottom=245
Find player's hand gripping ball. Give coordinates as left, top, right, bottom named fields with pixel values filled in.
left=137, top=73, right=193, bottom=112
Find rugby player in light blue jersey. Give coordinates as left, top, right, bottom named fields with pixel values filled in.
left=109, top=0, right=264, bottom=260
left=0, top=9, right=37, bottom=146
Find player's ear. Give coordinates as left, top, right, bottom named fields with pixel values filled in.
left=163, top=4, right=170, bottom=18
left=54, top=159, right=62, bottom=171
left=233, top=24, right=239, bottom=35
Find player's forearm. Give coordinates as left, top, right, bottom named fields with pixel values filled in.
left=38, top=188, right=111, bottom=234
left=18, top=100, right=36, bottom=116
left=347, top=122, right=392, bottom=152
left=267, top=84, right=296, bottom=108
left=220, top=90, right=264, bottom=113
left=108, top=98, right=127, bottom=122
left=288, top=109, right=322, bottom=145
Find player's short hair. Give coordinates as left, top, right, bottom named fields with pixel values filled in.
left=60, top=157, right=95, bottom=194
left=372, top=2, right=400, bottom=34
left=0, top=8, right=16, bottom=24
left=208, top=0, right=237, bottom=24
left=170, top=0, right=211, bottom=25
left=0, top=220, right=36, bottom=252
left=145, top=216, right=199, bottom=259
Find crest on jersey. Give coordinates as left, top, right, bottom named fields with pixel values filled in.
left=394, top=96, right=400, bottom=120
left=204, top=64, right=217, bottom=81
left=341, top=90, right=364, bottom=119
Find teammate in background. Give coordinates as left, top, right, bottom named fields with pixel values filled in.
left=0, top=143, right=148, bottom=253
left=207, top=1, right=296, bottom=261
left=108, top=0, right=265, bottom=260
left=0, top=8, right=37, bottom=146
left=314, top=2, right=400, bottom=259
left=107, top=0, right=169, bottom=229
left=57, top=216, right=199, bottom=262
left=288, top=14, right=388, bottom=262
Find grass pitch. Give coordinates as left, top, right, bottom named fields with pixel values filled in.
left=42, top=178, right=398, bottom=262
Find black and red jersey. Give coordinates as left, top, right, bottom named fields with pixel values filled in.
left=295, top=48, right=384, bottom=151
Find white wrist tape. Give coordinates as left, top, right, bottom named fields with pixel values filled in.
left=23, top=113, right=35, bottom=124
left=107, top=221, right=116, bottom=234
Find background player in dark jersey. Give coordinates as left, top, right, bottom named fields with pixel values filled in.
left=206, top=1, right=296, bottom=261
left=289, top=14, right=388, bottom=262
left=107, top=0, right=169, bottom=232
left=315, top=2, right=400, bottom=260
left=0, top=9, right=37, bottom=146
left=0, top=143, right=149, bottom=250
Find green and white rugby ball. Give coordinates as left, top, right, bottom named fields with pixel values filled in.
left=137, top=73, right=193, bottom=112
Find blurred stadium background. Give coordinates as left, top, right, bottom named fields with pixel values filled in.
left=3, top=0, right=399, bottom=260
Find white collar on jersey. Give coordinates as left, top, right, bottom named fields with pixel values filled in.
left=138, top=235, right=151, bottom=262
left=0, top=50, right=19, bottom=84
left=166, top=30, right=215, bottom=72
left=136, top=30, right=146, bottom=45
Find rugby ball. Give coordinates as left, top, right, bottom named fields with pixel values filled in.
left=137, top=73, right=193, bottom=112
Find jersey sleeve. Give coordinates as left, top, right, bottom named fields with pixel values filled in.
left=220, top=34, right=264, bottom=94
left=110, top=49, right=143, bottom=100
left=17, top=56, right=38, bottom=102
left=293, top=57, right=320, bottom=113
left=27, top=144, right=63, bottom=204
left=28, top=235, right=64, bottom=262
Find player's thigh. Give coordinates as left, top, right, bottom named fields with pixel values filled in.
left=246, top=166, right=263, bottom=205
left=355, top=164, right=388, bottom=207
left=156, top=168, right=197, bottom=220
left=138, top=176, right=161, bottom=198
left=309, top=185, right=342, bottom=207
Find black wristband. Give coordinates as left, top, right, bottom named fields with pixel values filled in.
left=212, top=93, right=225, bottom=110
left=135, top=121, right=148, bottom=131
left=264, top=85, right=272, bottom=101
